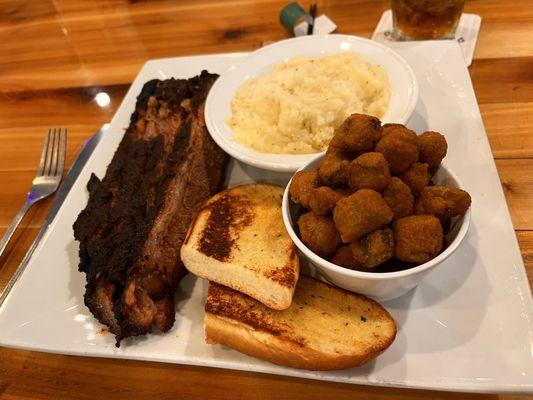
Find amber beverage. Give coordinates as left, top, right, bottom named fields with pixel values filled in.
left=391, top=0, right=465, bottom=40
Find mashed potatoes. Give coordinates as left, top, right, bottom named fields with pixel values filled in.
left=228, top=52, right=391, bottom=154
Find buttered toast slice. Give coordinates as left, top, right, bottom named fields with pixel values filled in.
left=181, top=183, right=299, bottom=310
left=205, top=276, right=397, bottom=371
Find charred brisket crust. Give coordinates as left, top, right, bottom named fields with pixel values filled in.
left=73, top=71, right=228, bottom=344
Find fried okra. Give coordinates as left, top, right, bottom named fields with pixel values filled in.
left=349, top=228, right=394, bottom=270
left=418, top=131, right=447, bottom=171
left=298, top=212, right=342, bottom=257
left=381, top=123, right=406, bottom=137
left=414, top=196, right=426, bottom=215
left=332, top=189, right=393, bottom=243
left=329, top=113, right=382, bottom=154
left=318, top=148, right=351, bottom=186
left=335, top=187, right=353, bottom=197
left=289, top=113, right=470, bottom=272
left=330, top=245, right=356, bottom=268
left=382, top=177, right=414, bottom=220
left=289, top=170, right=321, bottom=209
left=308, top=186, right=343, bottom=215
left=347, top=152, right=391, bottom=192
left=331, top=229, right=394, bottom=270
left=398, top=162, right=430, bottom=195
left=393, top=215, right=443, bottom=263
left=375, top=126, right=419, bottom=174
left=415, top=185, right=471, bottom=221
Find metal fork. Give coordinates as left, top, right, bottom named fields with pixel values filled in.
left=0, top=128, right=66, bottom=259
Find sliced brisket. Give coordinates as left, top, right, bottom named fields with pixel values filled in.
left=73, top=71, right=228, bottom=345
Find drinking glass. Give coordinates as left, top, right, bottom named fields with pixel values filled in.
left=391, top=0, right=466, bottom=40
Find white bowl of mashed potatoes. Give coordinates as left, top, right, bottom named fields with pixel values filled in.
left=205, top=35, right=418, bottom=172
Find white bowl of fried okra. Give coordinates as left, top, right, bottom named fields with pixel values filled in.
left=282, top=113, right=471, bottom=301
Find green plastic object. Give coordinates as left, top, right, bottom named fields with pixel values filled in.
left=280, top=2, right=307, bottom=34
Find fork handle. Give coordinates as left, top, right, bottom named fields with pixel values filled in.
left=0, top=200, right=33, bottom=259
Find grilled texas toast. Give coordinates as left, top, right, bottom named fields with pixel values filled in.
left=181, top=183, right=299, bottom=310
left=205, top=275, right=397, bottom=370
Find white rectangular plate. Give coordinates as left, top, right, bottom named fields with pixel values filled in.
left=1, top=41, right=532, bottom=394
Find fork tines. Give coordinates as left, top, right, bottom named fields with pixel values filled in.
left=38, top=128, right=66, bottom=178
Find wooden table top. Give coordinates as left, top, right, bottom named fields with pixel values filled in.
left=0, top=0, right=531, bottom=398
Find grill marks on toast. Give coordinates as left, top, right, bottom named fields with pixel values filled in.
left=73, top=71, right=229, bottom=345
left=205, top=276, right=397, bottom=370
left=263, top=254, right=298, bottom=287
left=197, top=193, right=254, bottom=261
left=192, top=184, right=297, bottom=288
left=181, top=184, right=299, bottom=310
left=206, top=283, right=306, bottom=347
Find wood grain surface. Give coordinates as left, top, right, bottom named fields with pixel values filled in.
left=0, top=0, right=531, bottom=399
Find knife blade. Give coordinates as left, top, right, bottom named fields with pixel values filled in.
left=0, top=124, right=109, bottom=308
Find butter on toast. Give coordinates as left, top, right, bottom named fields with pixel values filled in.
left=205, top=276, right=397, bottom=371
left=181, top=183, right=299, bottom=310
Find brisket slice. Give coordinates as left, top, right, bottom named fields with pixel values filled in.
left=73, top=71, right=229, bottom=345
